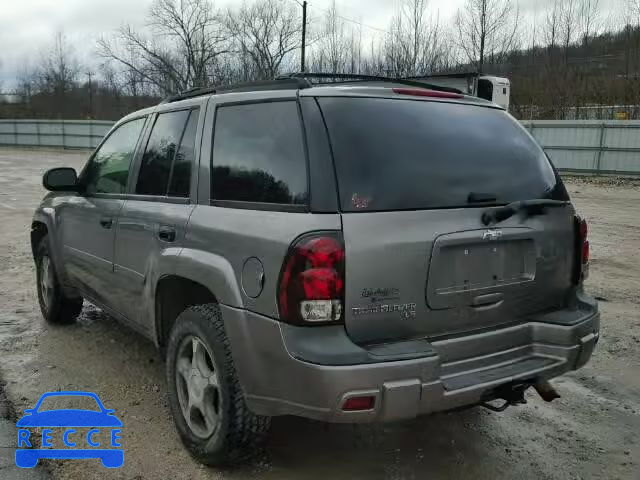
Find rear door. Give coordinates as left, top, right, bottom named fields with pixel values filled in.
left=318, top=96, right=575, bottom=345
left=113, top=106, right=201, bottom=327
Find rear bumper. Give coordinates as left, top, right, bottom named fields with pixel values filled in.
left=222, top=299, right=599, bottom=423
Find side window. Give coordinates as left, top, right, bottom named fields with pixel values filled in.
left=211, top=101, right=308, bottom=205
left=135, top=109, right=193, bottom=196
left=82, top=118, right=146, bottom=194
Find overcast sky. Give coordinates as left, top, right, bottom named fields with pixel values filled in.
left=0, top=0, right=627, bottom=90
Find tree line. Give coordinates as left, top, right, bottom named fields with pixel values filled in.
left=2, top=0, right=640, bottom=120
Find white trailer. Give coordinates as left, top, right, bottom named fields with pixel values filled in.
left=413, top=73, right=511, bottom=111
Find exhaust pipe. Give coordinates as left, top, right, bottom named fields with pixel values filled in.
left=534, top=380, right=561, bottom=402
left=482, top=380, right=560, bottom=412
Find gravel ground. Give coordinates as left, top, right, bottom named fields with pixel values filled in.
left=0, top=147, right=638, bottom=480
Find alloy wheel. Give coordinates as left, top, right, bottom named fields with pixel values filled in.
left=175, top=335, right=222, bottom=439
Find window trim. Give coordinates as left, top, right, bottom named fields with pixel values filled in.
left=209, top=98, right=310, bottom=213
left=78, top=115, right=149, bottom=197
left=209, top=199, right=307, bottom=213
left=120, top=194, right=190, bottom=205
left=129, top=106, right=200, bottom=201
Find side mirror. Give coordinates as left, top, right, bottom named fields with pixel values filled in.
left=43, top=167, right=79, bottom=192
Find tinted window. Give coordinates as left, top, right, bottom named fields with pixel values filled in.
left=136, top=110, right=190, bottom=196
left=319, top=98, right=566, bottom=212
left=478, top=79, right=494, bottom=101
left=211, top=102, right=307, bottom=205
left=83, top=118, right=145, bottom=194
left=168, top=109, right=199, bottom=197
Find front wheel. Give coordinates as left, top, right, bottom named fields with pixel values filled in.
left=35, top=236, right=83, bottom=325
left=166, top=304, right=270, bottom=466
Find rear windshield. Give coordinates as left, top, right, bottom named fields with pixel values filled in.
left=318, top=97, right=567, bottom=212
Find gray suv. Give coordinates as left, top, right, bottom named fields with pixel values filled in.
left=31, top=74, right=599, bottom=465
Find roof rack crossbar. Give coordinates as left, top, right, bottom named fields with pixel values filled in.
left=161, top=77, right=312, bottom=103
left=280, top=72, right=463, bottom=94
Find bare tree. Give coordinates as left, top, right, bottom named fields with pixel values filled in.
left=384, top=0, right=447, bottom=76
left=403, top=0, right=447, bottom=74
left=37, top=32, right=81, bottom=95
left=628, top=0, right=640, bottom=24
left=560, top=0, right=579, bottom=64
left=98, top=62, right=121, bottom=98
left=454, top=0, right=520, bottom=71
left=579, top=0, right=601, bottom=46
left=348, top=23, right=364, bottom=74
left=310, top=0, right=365, bottom=74
left=15, top=64, right=37, bottom=98
left=321, top=1, right=350, bottom=73
left=360, top=37, right=386, bottom=76
left=98, top=0, right=229, bottom=94
left=226, top=0, right=301, bottom=80
left=543, top=0, right=561, bottom=52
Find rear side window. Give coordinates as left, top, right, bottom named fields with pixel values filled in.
left=319, top=98, right=566, bottom=212
left=136, top=108, right=199, bottom=197
left=211, top=101, right=308, bottom=206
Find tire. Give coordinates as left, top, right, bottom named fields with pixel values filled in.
left=35, top=236, right=83, bottom=325
left=166, top=304, right=270, bottom=466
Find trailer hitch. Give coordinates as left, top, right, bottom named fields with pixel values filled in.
left=481, top=383, right=528, bottom=412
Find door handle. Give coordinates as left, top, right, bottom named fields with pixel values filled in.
left=158, top=226, right=176, bottom=243
left=99, top=217, right=113, bottom=229
left=472, top=292, right=504, bottom=310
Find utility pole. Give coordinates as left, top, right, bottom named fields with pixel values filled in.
left=301, top=1, right=308, bottom=72
left=479, top=0, right=487, bottom=72
left=86, top=71, right=94, bottom=119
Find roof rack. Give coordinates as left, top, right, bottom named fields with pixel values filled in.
left=281, top=72, right=463, bottom=94
left=161, top=72, right=463, bottom=104
left=161, top=77, right=312, bottom=103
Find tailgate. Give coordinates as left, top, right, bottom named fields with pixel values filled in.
left=342, top=207, right=575, bottom=344
left=316, top=94, right=575, bottom=345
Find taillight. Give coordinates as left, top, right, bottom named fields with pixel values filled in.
left=342, top=396, right=375, bottom=411
left=278, top=233, right=345, bottom=325
left=574, top=216, right=590, bottom=283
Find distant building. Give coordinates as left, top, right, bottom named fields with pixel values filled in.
left=0, top=93, right=23, bottom=104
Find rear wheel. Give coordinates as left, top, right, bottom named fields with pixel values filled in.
left=35, top=236, right=83, bottom=325
left=166, top=304, right=270, bottom=465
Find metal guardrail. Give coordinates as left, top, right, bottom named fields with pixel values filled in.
left=0, top=119, right=113, bottom=149
left=521, top=120, right=640, bottom=175
left=1, top=119, right=639, bottom=175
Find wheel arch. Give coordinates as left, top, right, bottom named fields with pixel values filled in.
left=154, top=275, right=219, bottom=351
left=31, top=211, right=68, bottom=286
left=30, top=220, right=49, bottom=258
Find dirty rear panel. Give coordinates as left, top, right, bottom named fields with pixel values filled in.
left=318, top=95, right=574, bottom=345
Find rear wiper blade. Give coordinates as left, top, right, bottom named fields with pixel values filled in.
left=481, top=199, right=569, bottom=226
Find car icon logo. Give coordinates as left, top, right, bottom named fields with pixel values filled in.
left=15, top=391, right=123, bottom=468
